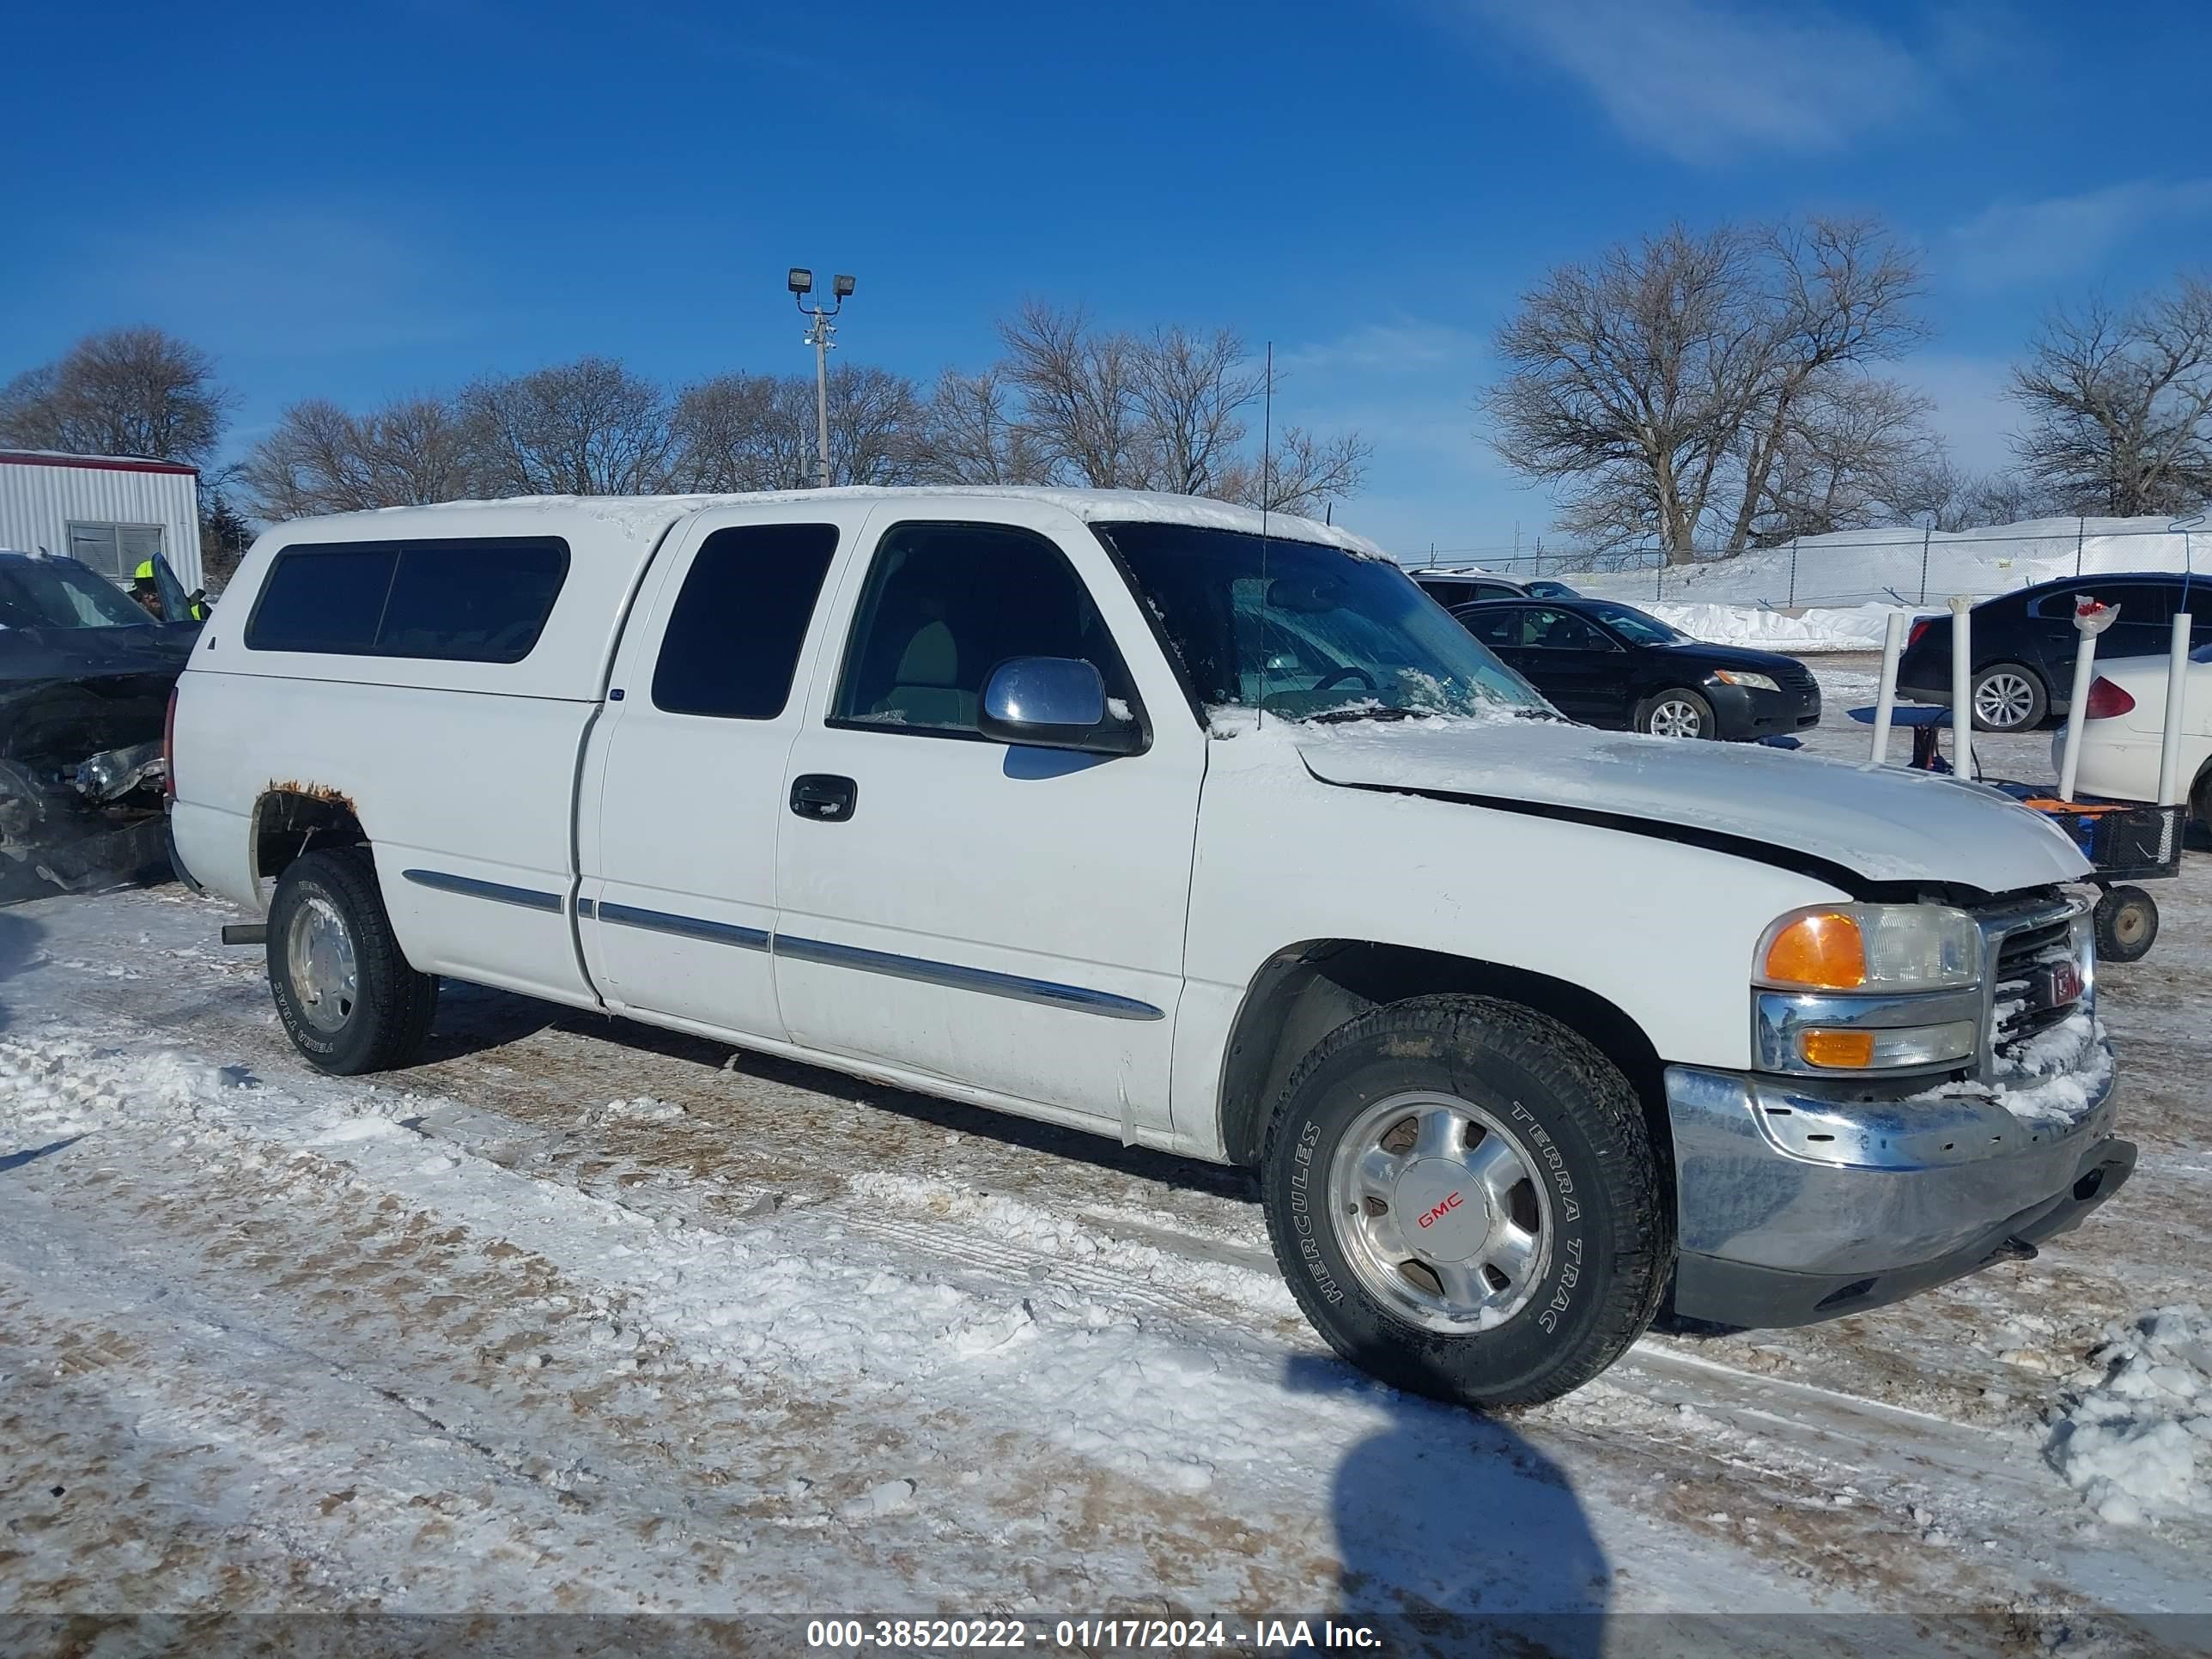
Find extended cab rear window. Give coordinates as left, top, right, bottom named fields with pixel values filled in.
left=245, top=537, right=570, bottom=663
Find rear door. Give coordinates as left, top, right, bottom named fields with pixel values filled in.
left=578, top=505, right=863, bottom=1040
left=770, top=504, right=1203, bottom=1134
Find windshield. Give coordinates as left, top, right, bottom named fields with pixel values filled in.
left=1097, top=523, right=1550, bottom=721
left=0, top=556, right=154, bottom=630
left=1581, top=600, right=1683, bottom=646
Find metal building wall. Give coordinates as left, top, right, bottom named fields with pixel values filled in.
left=0, top=458, right=204, bottom=590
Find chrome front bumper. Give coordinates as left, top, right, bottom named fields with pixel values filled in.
left=1664, top=1042, right=2130, bottom=1328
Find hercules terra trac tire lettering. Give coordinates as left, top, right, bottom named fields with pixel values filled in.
left=1260, top=995, right=1671, bottom=1408
left=266, top=848, right=440, bottom=1076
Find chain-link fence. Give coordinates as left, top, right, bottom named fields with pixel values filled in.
left=1407, top=519, right=2209, bottom=611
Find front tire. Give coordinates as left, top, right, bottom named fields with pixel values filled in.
left=267, top=847, right=439, bottom=1074
left=1260, top=996, right=1670, bottom=1409
left=1972, top=663, right=2047, bottom=732
left=1634, top=688, right=1716, bottom=739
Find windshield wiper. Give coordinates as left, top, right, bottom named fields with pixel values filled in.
left=1304, top=706, right=1431, bottom=725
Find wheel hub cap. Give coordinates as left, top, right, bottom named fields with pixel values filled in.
left=287, top=895, right=358, bottom=1033
left=1327, top=1091, right=1554, bottom=1332
left=1976, top=675, right=2033, bottom=726
left=1392, top=1158, right=1491, bottom=1261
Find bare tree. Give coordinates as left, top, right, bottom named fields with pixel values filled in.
left=920, top=367, right=1048, bottom=485
left=1884, top=456, right=2059, bottom=532
left=997, top=302, right=1148, bottom=487
left=1486, top=217, right=1929, bottom=560
left=0, top=325, right=234, bottom=465
left=1128, top=325, right=1261, bottom=495
left=670, top=373, right=815, bottom=491
left=1752, top=375, right=1935, bottom=542
left=241, top=394, right=479, bottom=520
left=1218, top=428, right=1372, bottom=518
left=2011, top=276, right=2212, bottom=516
left=826, top=364, right=929, bottom=486
left=460, top=356, right=674, bottom=495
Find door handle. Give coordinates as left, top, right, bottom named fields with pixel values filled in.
left=790, top=774, right=858, bottom=822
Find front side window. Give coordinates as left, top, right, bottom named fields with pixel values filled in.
left=1098, top=522, right=1547, bottom=722
left=832, top=521, right=1128, bottom=736
left=1455, top=605, right=1522, bottom=648
left=246, top=537, right=569, bottom=661
left=1520, top=608, right=1614, bottom=652
left=653, top=524, right=838, bottom=719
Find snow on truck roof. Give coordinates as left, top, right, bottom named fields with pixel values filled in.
left=268, top=487, right=1389, bottom=559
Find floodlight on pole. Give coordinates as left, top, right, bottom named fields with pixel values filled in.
left=792, top=265, right=854, bottom=489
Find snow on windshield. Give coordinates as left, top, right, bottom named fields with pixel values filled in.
left=1100, top=522, right=1550, bottom=725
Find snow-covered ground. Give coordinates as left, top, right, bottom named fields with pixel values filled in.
left=3, top=696, right=2211, bottom=1656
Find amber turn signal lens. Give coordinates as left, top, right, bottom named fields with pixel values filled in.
left=1762, top=910, right=1867, bottom=990
left=1800, top=1029, right=1877, bottom=1068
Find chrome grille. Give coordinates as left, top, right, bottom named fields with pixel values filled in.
left=1981, top=901, right=2084, bottom=1060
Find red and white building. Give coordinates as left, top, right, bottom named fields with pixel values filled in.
left=0, top=449, right=204, bottom=592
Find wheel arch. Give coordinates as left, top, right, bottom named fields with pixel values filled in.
left=1215, top=939, right=1671, bottom=1186
left=253, top=783, right=371, bottom=884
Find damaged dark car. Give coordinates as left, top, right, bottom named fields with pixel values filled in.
left=1, top=549, right=203, bottom=902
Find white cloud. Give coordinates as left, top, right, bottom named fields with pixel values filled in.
left=1945, top=179, right=2212, bottom=290
left=1462, top=0, right=1939, bottom=163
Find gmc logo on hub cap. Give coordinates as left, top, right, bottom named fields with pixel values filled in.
left=1419, top=1192, right=1464, bottom=1229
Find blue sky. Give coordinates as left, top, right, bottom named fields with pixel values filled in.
left=5, top=0, right=2209, bottom=556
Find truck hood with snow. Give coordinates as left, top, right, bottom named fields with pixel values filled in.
left=1293, top=716, right=2091, bottom=894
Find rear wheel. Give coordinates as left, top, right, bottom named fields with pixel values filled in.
left=2094, top=885, right=2159, bottom=964
left=1634, top=688, right=1716, bottom=739
left=1972, top=663, right=2047, bottom=732
left=1260, top=996, right=1670, bottom=1409
left=266, top=847, right=439, bottom=1074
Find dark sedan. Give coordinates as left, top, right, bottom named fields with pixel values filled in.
left=1450, top=596, right=1820, bottom=740
left=1896, top=572, right=2212, bottom=732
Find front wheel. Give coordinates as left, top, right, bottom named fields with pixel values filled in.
left=1260, top=996, right=1671, bottom=1409
left=1634, top=688, right=1715, bottom=739
left=267, top=847, right=440, bottom=1074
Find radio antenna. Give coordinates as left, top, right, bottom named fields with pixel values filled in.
left=1257, top=341, right=1273, bottom=732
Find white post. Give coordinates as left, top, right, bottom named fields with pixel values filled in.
left=1870, top=610, right=1906, bottom=764
left=1948, top=595, right=1973, bottom=779
left=2157, top=610, right=2191, bottom=806
left=2057, top=602, right=2118, bottom=804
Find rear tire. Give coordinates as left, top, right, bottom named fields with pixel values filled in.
left=1634, top=688, right=1716, bottom=739
left=2094, top=885, right=2158, bottom=964
left=266, top=847, right=439, bottom=1074
left=1971, top=663, right=2047, bottom=733
left=1259, top=996, right=1670, bottom=1409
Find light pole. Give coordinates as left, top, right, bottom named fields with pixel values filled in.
left=789, top=268, right=854, bottom=489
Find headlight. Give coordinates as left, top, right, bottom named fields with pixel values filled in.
left=1757, top=903, right=1983, bottom=992
left=1711, top=669, right=1779, bottom=692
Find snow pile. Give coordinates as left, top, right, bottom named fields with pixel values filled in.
left=1565, top=514, right=2203, bottom=610
left=1644, top=600, right=1913, bottom=653
left=2047, top=1305, right=2212, bottom=1525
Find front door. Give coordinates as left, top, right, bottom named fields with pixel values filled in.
left=580, top=505, right=863, bottom=1040
left=771, top=506, right=1204, bottom=1134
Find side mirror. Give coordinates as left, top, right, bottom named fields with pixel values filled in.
left=978, top=657, right=1146, bottom=756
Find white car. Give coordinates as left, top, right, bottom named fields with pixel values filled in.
left=167, top=488, right=2128, bottom=1407
left=2068, top=649, right=2212, bottom=826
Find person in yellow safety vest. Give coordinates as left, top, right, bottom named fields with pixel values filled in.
left=133, top=560, right=210, bottom=623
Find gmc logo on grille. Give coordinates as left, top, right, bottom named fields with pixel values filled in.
left=2039, top=961, right=2083, bottom=1009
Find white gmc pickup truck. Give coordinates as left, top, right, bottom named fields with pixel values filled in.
left=169, top=488, right=2131, bottom=1407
